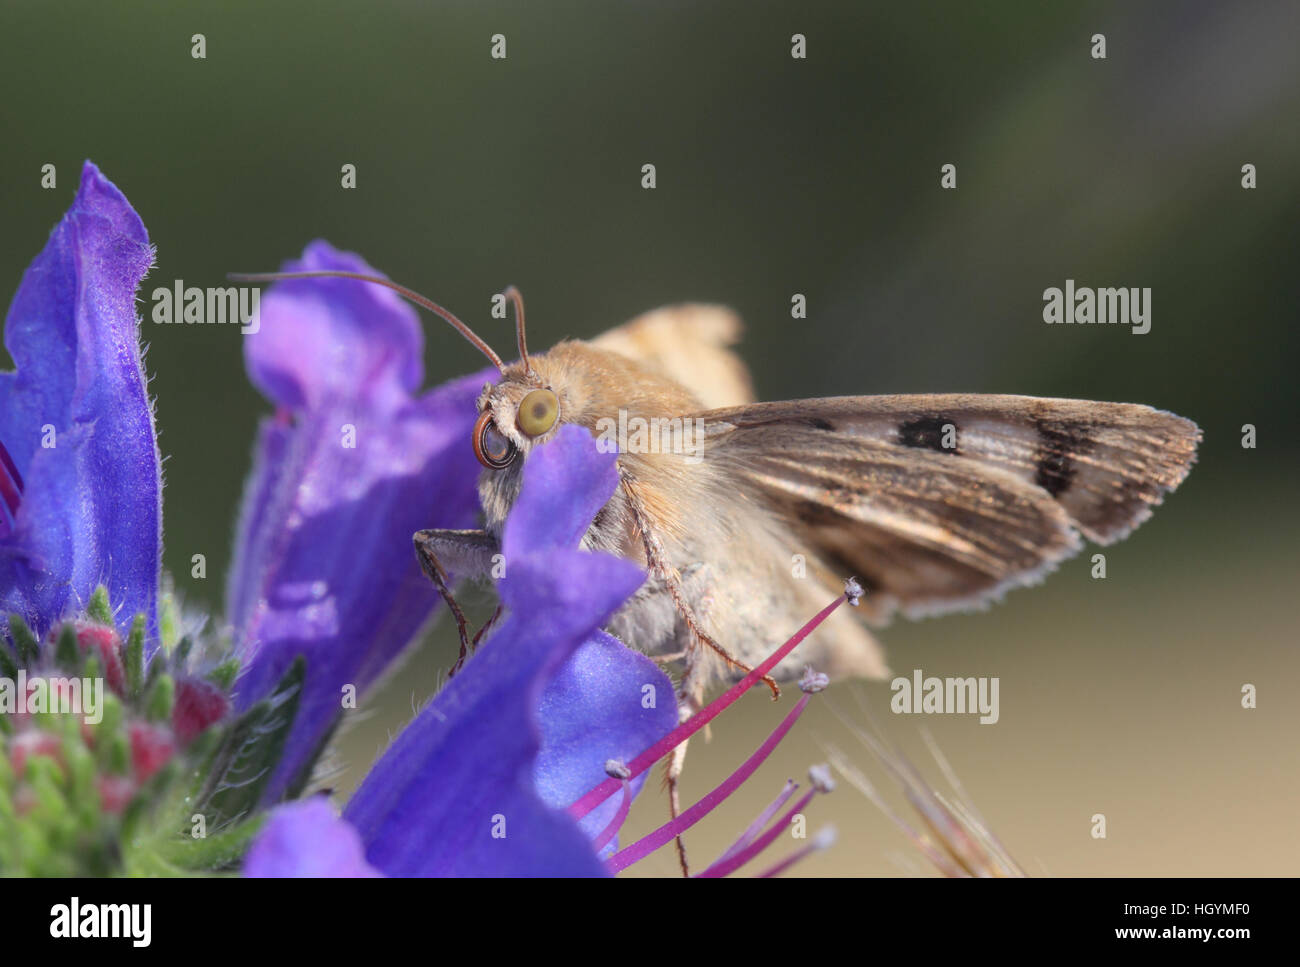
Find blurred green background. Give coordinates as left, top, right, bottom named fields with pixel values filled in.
left=2, top=1, right=1297, bottom=875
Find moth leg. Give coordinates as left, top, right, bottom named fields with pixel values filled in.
left=619, top=475, right=780, bottom=699
left=650, top=649, right=689, bottom=665
left=471, top=604, right=503, bottom=649
left=665, top=684, right=704, bottom=878
left=413, top=528, right=500, bottom=676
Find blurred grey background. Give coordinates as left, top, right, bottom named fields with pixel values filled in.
left=2, top=1, right=1297, bottom=875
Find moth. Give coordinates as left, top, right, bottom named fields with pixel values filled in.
left=232, top=271, right=1200, bottom=714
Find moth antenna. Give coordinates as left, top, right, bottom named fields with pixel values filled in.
left=501, top=285, right=533, bottom=377
left=226, top=269, right=507, bottom=374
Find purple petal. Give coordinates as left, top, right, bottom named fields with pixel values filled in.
left=243, top=240, right=424, bottom=415
left=534, top=631, right=676, bottom=849
left=227, top=241, right=489, bottom=802
left=244, top=798, right=380, bottom=878
left=344, top=551, right=644, bottom=876
left=0, top=162, right=161, bottom=644
left=501, top=424, right=620, bottom=561
left=343, top=428, right=657, bottom=876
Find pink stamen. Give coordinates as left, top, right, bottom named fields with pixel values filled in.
left=605, top=694, right=812, bottom=873
left=755, top=828, right=836, bottom=879
left=714, top=779, right=799, bottom=865
left=0, top=438, right=23, bottom=532
left=695, top=788, right=818, bottom=879
left=590, top=780, right=632, bottom=854
left=568, top=592, right=846, bottom=820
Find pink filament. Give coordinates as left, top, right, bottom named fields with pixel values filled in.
left=590, top=780, right=632, bottom=855
left=568, top=593, right=845, bottom=820
left=715, top=779, right=799, bottom=865
left=0, top=438, right=24, bottom=528
left=605, top=694, right=812, bottom=873
left=756, top=840, right=824, bottom=879
left=695, top=788, right=817, bottom=879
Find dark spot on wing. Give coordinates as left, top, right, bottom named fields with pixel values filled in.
left=1034, top=420, right=1095, bottom=497
left=805, top=417, right=835, bottom=431
left=897, top=415, right=958, bottom=453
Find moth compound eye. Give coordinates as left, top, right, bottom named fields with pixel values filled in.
left=517, top=388, right=559, bottom=437
left=474, top=410, right=518, bottom=469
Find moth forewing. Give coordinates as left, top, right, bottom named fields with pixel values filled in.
left=693, top=394, right=1199, bottom=623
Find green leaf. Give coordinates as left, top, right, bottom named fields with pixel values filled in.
left=149, top=813, right=268, bottom=873
left=195, top=656, right=305, bottom=826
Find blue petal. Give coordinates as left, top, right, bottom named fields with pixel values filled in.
left=243, top=240, right=424, bottom=415
left=244, top=798, right=380, bottom=877
left=343, top=428, right=656, bottom=876
left=0, top=162, right=161, bottom=644
left=506, top=427, right=674, bottom=851
left=534, top=631, right=676, bottom=848
left=345, top=551, right=644, bottom=876
left=501, top=423, right=620, bottom=561
left=228, top=241, right=489, bottom=802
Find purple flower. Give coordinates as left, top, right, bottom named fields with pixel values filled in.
left=243, top=423, right=844, bottom=878
left=0, top=163, right=162, bottom=647
left=249, top=425, right=677, bottom=876
left=227, top=241, right=490, bottom=801
left=243, top=798, right=380, bottom=878
left=0, top=173, right=835, bottom=876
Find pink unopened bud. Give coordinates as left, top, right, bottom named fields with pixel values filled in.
left=172, top=678, right=230, bottom=744
left=97, top=774, right=136, bottom=814
left=10, top=730, right=62, bottom=776
left=72, top=622, right=126, bottom=694
left=128, top=721, right=176, bottom=782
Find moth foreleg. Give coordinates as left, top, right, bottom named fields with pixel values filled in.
left=413, top=528, right=500, bottom=675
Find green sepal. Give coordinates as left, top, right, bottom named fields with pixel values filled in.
left=124, top=613, right=146, bottom=700
left=158, top=584, right=181, bottom=653
left=173, top=635, right=194, bottom=671
left=54, top=623, right=79, bottom=670
left=93, top=693, right=128, bottom=774
left=86, top=585, right=115, bottom=626
left=146, top=673, right=175, bottom=722
left=83, top=653, right=102, bottom=687
left=7, top=613, right=39, bottom=666
left=0, top=640, right=17, bottom=681
left=207, top=658, right=240, bottom=692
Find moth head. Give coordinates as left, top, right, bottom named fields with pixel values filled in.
left=473, top=356, right=567, bottom=470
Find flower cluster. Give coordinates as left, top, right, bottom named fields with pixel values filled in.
left=2, top=164, right=840, bottom=877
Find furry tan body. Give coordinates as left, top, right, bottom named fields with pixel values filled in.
left=473, top=308, right=886, bottom=686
